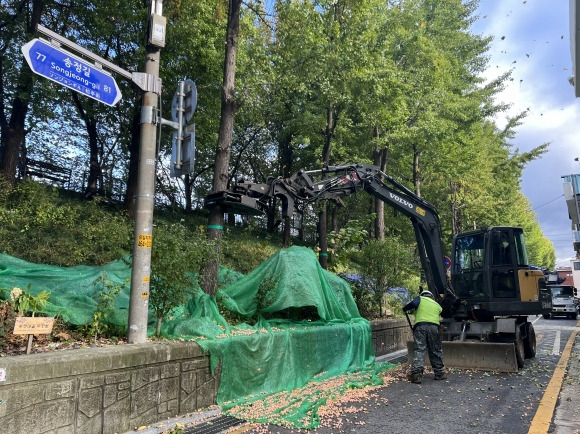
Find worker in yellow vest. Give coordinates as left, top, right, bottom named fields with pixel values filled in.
left=403, top=289, right=447, bottom=383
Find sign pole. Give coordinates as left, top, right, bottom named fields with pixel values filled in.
left=127, top=0, right=166, bottom=344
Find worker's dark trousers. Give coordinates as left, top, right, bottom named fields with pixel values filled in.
left=411, top=323, right=445, bottom=375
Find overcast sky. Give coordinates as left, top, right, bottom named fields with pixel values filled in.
left=470, top=0, right=579, bottom=268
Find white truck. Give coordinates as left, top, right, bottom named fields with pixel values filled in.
left=546, top=285, right=578, bottom=319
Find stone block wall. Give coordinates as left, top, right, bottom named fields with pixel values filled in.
left=0, top=342, right=219, bottom=434
left=371, top=318, right=412, bottom=356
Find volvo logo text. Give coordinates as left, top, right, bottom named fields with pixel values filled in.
left=390, top=193, right=414, bottom=209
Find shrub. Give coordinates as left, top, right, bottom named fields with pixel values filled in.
left=150, top=222, right=216, bottom=336
left=354, top=237, right=417, bottom=317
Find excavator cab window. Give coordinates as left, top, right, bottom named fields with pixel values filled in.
left=514, top=230, right=530, bottom=267
left=452, top=233, right=487, bottom=298
left=491, top=229, right=517, bottom=299
left=454, top=234, right=485, bottom=271
left=492, top=231, right=512, bottom=266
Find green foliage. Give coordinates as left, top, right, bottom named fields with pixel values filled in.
left=9, top=285, right=50, bottom=317
left=340, top=275, right=380, bottom=319
left=254, top=275, right=278, bottom=315
left=328, top=214, right=376, bottom=273
left=0, top=300, right=16, bottom=349
left=221, top=235, right=280, bottom=275
left=385, top=293, right=407, bottom=318
left=354, top=238, right=417, bottom=317
left=149, top=222, right=216, bottom=336
left=86, top=274, right=126, bottom=343
left=0, top=181, right=132, bottom=266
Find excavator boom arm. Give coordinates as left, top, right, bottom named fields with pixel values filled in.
left=206, top=163, right=453, bottom=301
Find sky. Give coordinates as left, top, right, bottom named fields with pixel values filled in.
left=470, top=0, right=579, bottom=268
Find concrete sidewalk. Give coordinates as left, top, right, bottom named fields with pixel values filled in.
left=550, top=331, right=580, bottom=433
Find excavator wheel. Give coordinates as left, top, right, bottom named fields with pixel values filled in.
left=523, top=322, right=536, bottom=359
left=512, top=327, right=525, bottom=368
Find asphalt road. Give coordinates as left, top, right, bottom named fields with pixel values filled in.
left=235, top=316, right=579, bottom=434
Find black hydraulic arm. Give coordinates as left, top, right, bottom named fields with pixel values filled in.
left=312, top=164, right=449, bottom=299
left=205, top=163, right=452, bottom=300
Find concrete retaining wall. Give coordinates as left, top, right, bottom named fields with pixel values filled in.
left=0, top=342, right=220, bottom=434
left=371, top=318, right=413, bottom=356
left=0, top=319, right=405, bottom=433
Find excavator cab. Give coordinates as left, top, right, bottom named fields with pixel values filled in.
left=425, top=226, right=553, bottom=371
left=450, top=227, right=551, bottom=321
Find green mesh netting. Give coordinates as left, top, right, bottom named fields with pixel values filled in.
left=0, top=254, right=132, bottom=327
left=0, top=246, right=389, bottom=428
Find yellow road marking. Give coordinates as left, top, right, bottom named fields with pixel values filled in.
left=528, top=329, right=578, bottom=434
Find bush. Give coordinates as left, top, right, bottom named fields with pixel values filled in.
left=354, top=237, right=418, bottom=317
left=0, top=181, right=132, bottom=265
left=150, top=221, right=216, bottom=336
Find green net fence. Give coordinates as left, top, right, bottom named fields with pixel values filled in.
left=0, top=246, right=395, bottom=429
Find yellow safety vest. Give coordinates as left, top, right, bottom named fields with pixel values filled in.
left=414, top=296, right=442, bottom=325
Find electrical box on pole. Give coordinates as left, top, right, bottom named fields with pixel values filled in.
left=148, top=14, right=167, bottom=48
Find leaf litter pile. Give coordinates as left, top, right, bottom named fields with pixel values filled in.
left=221, top=361, right=401, bottom=431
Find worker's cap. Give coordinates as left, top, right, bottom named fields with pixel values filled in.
left=420, top=290, right=434, bottom=298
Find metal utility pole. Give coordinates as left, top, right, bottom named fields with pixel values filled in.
left=128, top=0, right=166, bottom=343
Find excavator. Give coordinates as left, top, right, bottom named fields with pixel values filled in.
left=205, top=163, right=552, bottom=372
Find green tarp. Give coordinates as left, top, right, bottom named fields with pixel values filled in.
left=0, top=246, right=376, bottom=415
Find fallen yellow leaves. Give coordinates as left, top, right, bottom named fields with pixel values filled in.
left=222, top=362, right=400, bottom=430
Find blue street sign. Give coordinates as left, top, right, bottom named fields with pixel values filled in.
left=21, top=39, right=122, bottom=106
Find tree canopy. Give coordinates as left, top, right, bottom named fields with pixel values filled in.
left=0, top=0, right=555, bottom=271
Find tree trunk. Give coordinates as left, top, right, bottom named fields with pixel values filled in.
left=332, top=206, right=338, bottom=234
left=201, top=0, right=241, bottom=296
left=283, top=216, right=291, bottom=247
left=227, top=211, right=235, bottom=227
left=450, top=180, right=462, bottom=235
left=1, top=99, right=27, bottom=187
left=299, top=210, right=305, bottom=242
left=0, top=0, right=44, bottom=188
left=373, top=143, right=389, bottom=241
left=318, top=205, right=328, bottom=268
left=184, top=173, right=192, bottom=213
left=71, top=93, right=101, bottom=198
left=266, top=197, right=276, bottom=231
left=156, top=316, right=162, bottom=337
left=281, top=136, right=293, bottom=246
left=413, top=144, right=421, bottom=197
left=318, top=100, right=335, bottom=269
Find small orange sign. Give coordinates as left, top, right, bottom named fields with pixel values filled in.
left=13, top=317, right=55, bottom=335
